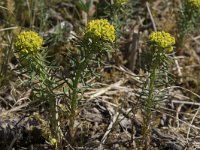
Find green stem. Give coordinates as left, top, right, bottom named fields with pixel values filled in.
left=33, top=54, right=62, bottom=149
left=68, top=63, right=82, bottom=141
left=71, top=61, right=84, bottom=114
left=142, top=54, right=159, bottom=150
left=49, top=95, right=62, bottom=150
left=69, top=52, right=91, bottom=139
left=70, top=47, right=92, bottom=114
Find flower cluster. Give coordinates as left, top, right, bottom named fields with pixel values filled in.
left=187, top=0, right=200, bottom=9
left=85, top=19, right=116, bottom=43
left=15, top=31, right=43, bottom=54
left=149, top=31, right=175, bottom=52
left=115, top=0, right=128, bottom=5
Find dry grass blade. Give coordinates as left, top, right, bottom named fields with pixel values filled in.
left=0, top=102, right=30, bottom=117
left=0, top=27, right=18, bottom=32
left=87, top=79, right=127, bottom=101
left=97, top=112, right=119, bottom=150
left=186, top=107, right=200, bottom=143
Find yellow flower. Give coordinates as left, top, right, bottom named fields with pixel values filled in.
left=187, top=0, right=200, bottom=9
left=115, top=0, right=128, bottom=5
left=85, top=19, right=116, bottom=43
left=149, top=31, right=175, bottom=52
left=15, top=31, right=43, bottom=54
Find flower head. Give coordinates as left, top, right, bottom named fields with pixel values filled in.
left=85, top=19, right=115, bottom=43
left=15, top=31, right=43, bottom=54
left=149, top=31, right=175, bottom=52
left=187, top=0, right=200, bottom=9
left=115, top=0, right=128, bottom=6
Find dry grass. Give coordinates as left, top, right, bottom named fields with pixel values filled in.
left=1, top=0, right=200, bottom=149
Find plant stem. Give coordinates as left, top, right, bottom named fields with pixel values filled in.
left=69, top=51, right=90, bottom=140
left=71, top=63, right=83, bottom=114
left=142, top=54, right=159, bottom=150
left=34, top=54, right=62, bottom=150
left=49, top=95, right=62, bottom=150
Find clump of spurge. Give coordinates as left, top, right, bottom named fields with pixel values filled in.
left=15, top=31, right=62, bottom=150
left=149, top=31, right=175, bottom=52
left=140, top=31, right=175, bottom=149
left=14, top=19, right=116, bottom=149
left=85, top=19, right=115, bottom=43
left=15, top=31, right=43, bottom=54
left=64, top=19, right=116, bottom=144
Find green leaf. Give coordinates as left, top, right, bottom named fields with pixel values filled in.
left=75, top=0, right=93, bottom=13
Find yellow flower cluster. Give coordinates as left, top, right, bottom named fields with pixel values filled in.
left=15, top=31, right=43, bottom=54
left=187, top=0, right=200, bottom=9
left=115, top=0, right=128, bottom=5
left=149, top=31, right=175, bottom=52
left=85, top=19, right=116, bottom=43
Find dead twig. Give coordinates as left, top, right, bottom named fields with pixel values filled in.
left=97, top=112, right=119, bottom=150
left=146, top=2, right=157, bottom=31
left=186, top=107, right=200, bottom=142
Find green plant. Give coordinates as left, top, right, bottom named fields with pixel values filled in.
left=74, top=0, right=94, bottom=25
left=75, top=0, right=93, bottom=14
left=14, top=31, right=62, bottom=149
left=66, top=18, right=115, bottom=142
left=14, top=19, right=115, bottom=149
left=176, top=0, right=200, bottom=46
left=139, top=31, right=175, bottom=149
left=96, top=0, right=130, bottom=31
